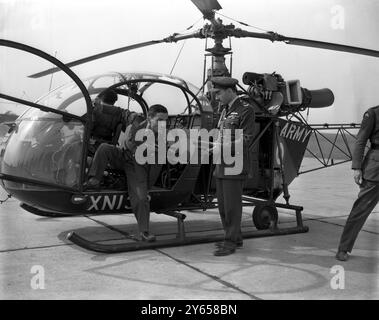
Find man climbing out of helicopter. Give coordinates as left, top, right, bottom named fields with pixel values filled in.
left=336, top=105, right=379, bottom=261
left=89, top=89, right=134, bottom=151
left=86, top=104, right=169, bottom=242
left=209, top=76, right=255, bottom=256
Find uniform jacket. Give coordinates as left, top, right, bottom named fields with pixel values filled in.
left=214, top=98, right=255, bottom=179
left=119, top=119, right=149, bottom=160
left=91, top=103, right=143, bottom=142
left=352, top=105, right=379, bottom=182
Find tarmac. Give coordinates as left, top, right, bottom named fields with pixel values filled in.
left=0, top=159, right=378, bottom=300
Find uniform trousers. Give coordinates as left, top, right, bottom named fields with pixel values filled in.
left=338, top=179, right=379, bottom=252
left=215, top=178, right=244, bottom=248
left=88, top=143, right=150, bottom=233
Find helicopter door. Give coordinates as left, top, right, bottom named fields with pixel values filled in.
left=0, top=40, right=92, bottom=192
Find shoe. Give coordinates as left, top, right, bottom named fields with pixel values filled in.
left=140, top=231, right=156, bottom=242
left=215, top=241, right=243, bottom=248
left=335, top=250, right=349, bottom=261
left=213, top=246, right=236, bottom=256
left=84, top=177, right=100, bottom=190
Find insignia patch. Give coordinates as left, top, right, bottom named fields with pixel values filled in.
left=228, top=113, right=239, bottom=119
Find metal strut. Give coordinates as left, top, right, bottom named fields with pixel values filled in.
left=157, top=211, right=186, bottom=240
left=274, top=120, right=290, bottom=205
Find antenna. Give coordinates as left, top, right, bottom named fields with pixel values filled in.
left=169, top=41, right=186, bottom=75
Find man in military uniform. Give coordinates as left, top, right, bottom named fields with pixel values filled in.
left=336, top=106, right=379, bottom=261
left=86, top=104, right=169, bottom=242
left=210, top=76, right=255, bottom=256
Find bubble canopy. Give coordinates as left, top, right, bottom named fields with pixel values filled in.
left=31, top=72, right=210, bottom=117
left=1, top=71, right=210, bottom=191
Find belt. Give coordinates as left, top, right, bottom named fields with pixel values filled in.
left=371, top=143, right=379, bottom=150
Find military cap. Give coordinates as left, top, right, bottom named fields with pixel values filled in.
left=210, top=76, right=239, bottom=92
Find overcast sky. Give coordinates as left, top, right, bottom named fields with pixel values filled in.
left=1, top=0, right=379, bottom=122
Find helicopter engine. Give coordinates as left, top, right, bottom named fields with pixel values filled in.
left=242, top=72, right=335, bottom=116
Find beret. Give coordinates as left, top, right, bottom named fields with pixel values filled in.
left=210, top=77, right=238, bottom=91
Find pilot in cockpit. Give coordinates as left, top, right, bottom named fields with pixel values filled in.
left=90, top=90, right=124, bottom=149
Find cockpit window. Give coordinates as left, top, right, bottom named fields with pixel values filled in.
left=1, top=119, right=83, bottom=188
left=138, top=82, right=191, bottom=115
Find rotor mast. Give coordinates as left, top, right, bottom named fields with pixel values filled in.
left=191, top=0, right=231, bottom=78
left=204, top=18, right=232, bottom=77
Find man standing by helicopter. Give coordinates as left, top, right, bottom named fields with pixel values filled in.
left=336, top=106, right=379, bottom=261
left=210, top=76, right=255, bottom=256
left=86, top=104, right=169, bottom=243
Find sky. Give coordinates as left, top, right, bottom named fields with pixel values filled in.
left=1, top=0, right=379, bottom=123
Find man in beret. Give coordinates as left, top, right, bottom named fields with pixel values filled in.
left=210, top=76, right=255, bottom=256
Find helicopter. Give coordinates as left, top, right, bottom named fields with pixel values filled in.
left=1, top=0, right=378, bottom=253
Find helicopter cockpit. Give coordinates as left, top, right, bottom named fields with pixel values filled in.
left=0, top=72, right=212, bottom=193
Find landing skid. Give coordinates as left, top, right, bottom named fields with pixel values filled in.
left=67, top=201, right=309, bottom=253
left=67, top=226, right=309, bottom=253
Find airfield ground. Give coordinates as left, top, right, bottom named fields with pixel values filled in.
left=0, top=159, right=378, bottom=300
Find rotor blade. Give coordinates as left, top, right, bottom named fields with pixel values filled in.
left=190, top=0, right=222, bottom=16
left=280, top=36, right=379, bottom=58
left=29, top=31, right=204, bottom=79
left=28, top=40, right=164, bottom=78
left=231, top=29, right=379, bottom=58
